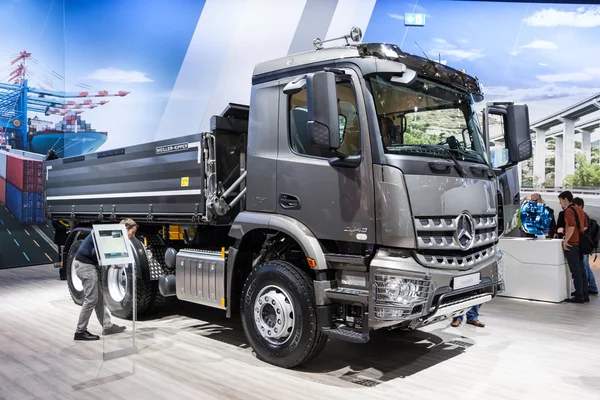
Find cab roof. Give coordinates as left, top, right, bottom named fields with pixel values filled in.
left=252, top=43, right=483, bottom=97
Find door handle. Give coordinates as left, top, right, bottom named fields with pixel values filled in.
left=279, top=193, right=301, bottom=210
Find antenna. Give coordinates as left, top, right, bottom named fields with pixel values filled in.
left=414, top=41, right=431, bottom=61
left=313, top=26, right=363, bottom=50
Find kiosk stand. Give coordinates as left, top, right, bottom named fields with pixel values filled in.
left=498, top=237, right=571, bottom=303
left=91, top=224, right=138, bottom=361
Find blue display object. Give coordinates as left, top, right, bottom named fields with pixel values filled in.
left=520, top=200, right=553, bottom=236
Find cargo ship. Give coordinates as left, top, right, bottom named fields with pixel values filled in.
left=27, top=115, right=108, bottom=158
left=0, top=51, right=128, bottom=158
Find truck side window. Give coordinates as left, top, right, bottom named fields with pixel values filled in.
left=289, top=81, right=360, bottom=158
left=487, top=113, right=510, bottom=169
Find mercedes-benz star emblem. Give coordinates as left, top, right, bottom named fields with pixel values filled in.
left=454, top=212, right=475, bottom=250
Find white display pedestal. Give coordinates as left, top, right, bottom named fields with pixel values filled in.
left=498, top=237, right=570, bottom=303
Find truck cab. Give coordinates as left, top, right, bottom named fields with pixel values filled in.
left=45, top=28, right=531, bottom=369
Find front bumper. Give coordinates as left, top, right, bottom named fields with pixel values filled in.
left=367, top=247, right=502, bottom=330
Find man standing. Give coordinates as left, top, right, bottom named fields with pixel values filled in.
left=558, top=191, right=589, bottom=303
left=73, top=218, right=137, bottom=340
left=451, top=305, right=485, bottom=328
left=573, top=197, right=599, bottom=295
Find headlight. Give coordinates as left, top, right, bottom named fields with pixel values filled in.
left=373, top=272, right=432, bottom=321
left=374, top=272, right=430, bottom=305
left=384, top=277, right=416, bottom=304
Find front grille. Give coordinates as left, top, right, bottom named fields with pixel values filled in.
left=415, top=244, right=496, bottom=270
left=414, top=213, right=497, bottom=270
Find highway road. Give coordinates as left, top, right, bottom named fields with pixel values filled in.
left=0, top=204, right=58, bottom=269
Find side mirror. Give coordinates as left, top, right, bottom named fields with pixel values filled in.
left=505, top=104, right=532, bottom=163
left=306, top=71, right=340, bottom=150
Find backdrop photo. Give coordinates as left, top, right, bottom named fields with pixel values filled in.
left=1, top=0, right=599, bottom=268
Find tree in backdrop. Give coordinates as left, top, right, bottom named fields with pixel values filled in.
left=563, top=153, right=600, bottom=188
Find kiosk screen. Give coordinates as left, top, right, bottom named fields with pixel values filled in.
left=98, top=229, right=129, bottom=259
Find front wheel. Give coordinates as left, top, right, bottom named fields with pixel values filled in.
left=240, top=260, right=327, bottom=368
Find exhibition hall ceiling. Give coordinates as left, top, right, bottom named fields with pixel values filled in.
left=0, top=0, right=599, bottom=151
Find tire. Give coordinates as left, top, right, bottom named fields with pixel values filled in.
left=240, top=260, right=327, bottom=368
left=102, top=255, right=154, bottom=320
left=66, top=239, right=85, bottom=306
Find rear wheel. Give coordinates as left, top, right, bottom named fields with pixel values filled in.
left=66, top=239, right=85, bottom=306
left=240, top=260, right=327, bottom=368
left=103, top=238, right=154, bottom=320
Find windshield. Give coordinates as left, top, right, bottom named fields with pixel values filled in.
left=369, top=75, right=488, bottom=165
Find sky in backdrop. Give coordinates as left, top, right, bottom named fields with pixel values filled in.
left=365, top=0, right=600, bottom=124
left=1, top=0, right=599, bottom=151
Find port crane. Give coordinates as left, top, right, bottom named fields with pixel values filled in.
left=0, top=50, right=130, bottom=153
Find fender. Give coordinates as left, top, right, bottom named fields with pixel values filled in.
left=62, top=228, right=92, bottom=264
left=229, top=211, right=328, bottom=270
left=129, top=237, right=151, bottom=284
left=226, top=212, right=330, bottom=318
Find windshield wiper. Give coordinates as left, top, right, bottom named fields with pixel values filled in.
left=415, top=144, right=468, bottom=177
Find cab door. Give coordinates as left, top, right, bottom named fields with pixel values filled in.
left=275, top=69, right=376, bottom=247
left=483, top=103, right=531, bottom=235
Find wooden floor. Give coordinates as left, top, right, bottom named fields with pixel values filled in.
left=2, top=265, right=600, bottom=400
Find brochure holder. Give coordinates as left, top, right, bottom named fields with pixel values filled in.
left=91, top=224, right=138, bottom=361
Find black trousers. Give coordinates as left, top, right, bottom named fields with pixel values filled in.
left=564, top=245, right=589, bottom=300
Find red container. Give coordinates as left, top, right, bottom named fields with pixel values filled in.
left=6, top=154, right=43, bottom=193
left=0, top=176, right=6, bottom=205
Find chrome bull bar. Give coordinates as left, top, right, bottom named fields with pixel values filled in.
left=420, top=293, right=492, bottom=327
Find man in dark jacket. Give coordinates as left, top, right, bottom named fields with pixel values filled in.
left=73, top=219, right=136, bottom=341
left=555, top=210, right=565, bottom=239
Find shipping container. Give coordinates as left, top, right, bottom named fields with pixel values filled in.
left=6, top=154, right=43, bottom=192
left=0, top=150, right=7, bottom=179
left=0, top=176, right=6, bottom=205
left=5, top=182, right=45, bottom=224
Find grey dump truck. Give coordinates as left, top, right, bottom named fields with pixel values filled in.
left=44, top=28, right=531, bottom=368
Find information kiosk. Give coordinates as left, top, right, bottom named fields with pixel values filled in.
left=91, top=224, right=137, bottom=361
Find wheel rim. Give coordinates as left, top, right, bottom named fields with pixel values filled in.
left=253, top=285, right=296, bottom=345
left=71, top=262, right=83, bottom=292
left=107, top=265, right=128, bottom=302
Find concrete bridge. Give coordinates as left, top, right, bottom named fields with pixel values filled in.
left=491, top=93, right=600, bottom=188
left=530, top=93, right=600, bottom=187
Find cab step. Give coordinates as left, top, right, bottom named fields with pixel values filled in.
left=324, top=288, right=369, bottom=304
left=321, top=327, right=370, bottom=343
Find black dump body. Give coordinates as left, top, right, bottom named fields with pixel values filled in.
left=44, top=104, right=248, bottom=225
